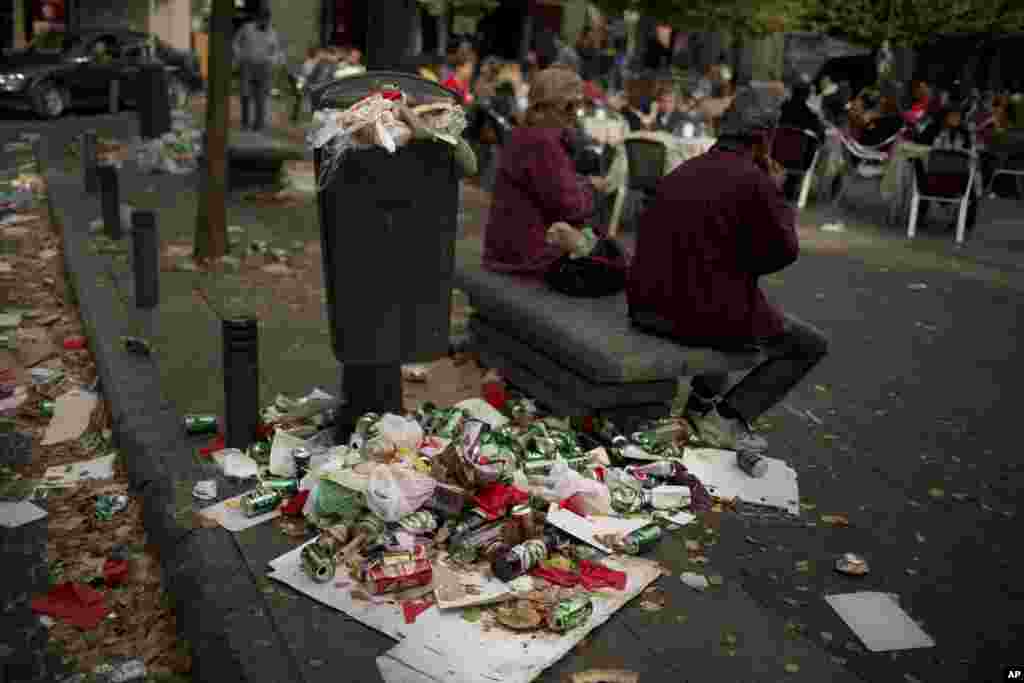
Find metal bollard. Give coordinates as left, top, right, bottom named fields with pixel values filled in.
left=109, top=79, right=120, bottom=114
left=81, top=129, right=99, bottom=195
left=223, top=318, right=259, bottom=451
left=97, top=163, right=122, bottom=240
left=130, top=210, right=159, bottom=308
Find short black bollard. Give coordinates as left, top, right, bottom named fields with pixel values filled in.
left=81, top=130, right=99, bottom=195
left=109, top=79, right=120, bottom=114
left=130, top=210, right=159, bottom=308
left=137, top=64, right=171, bottom=140
left=97, top=163, right=122, bottom=240
left=223, top=318, right=259, bottom=451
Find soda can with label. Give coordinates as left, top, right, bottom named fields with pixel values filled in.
left=547, top=595, right=594, bottom=632
left=261, top=477, right=299, bottom=495
left=241, top=489, right=282, bottom=517
left=620, top=523, right=663, bottom=555
left=184, top=414, right=219, bottom=435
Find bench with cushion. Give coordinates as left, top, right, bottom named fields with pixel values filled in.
left=453, top=240, right=764, bottom=428
left=226, top=131, right=307, bottom=190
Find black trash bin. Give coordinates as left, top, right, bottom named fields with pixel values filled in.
left=310, top=72, right=466, bottom=440
left=137, top=63, right=172, bottom=140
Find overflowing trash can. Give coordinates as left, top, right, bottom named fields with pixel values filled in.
left=308, top=72, right=475, bottom=439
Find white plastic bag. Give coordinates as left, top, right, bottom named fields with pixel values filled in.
left=365, top=464, right=436, bottom=522
left=213, top=448, right=259, bottom=479
left=364, top=413, right=424, bottom=459
left=532, top=461, right=612, bottom=514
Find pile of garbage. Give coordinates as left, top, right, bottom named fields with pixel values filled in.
left=134, top=114, right=203, bottom=175
left=196, top=387, right=749, bottom=639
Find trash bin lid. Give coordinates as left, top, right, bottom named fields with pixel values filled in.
left=309, top=71, right=458, bottom=111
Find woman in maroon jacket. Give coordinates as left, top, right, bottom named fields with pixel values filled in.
left=482, top=67, right=606, bottom=275
left=627, top=86, right=829, bottom=454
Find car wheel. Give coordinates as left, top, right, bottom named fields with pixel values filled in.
left=32, top=81, right=67, bottom=119
left=167, top=75, right=189, bottom=111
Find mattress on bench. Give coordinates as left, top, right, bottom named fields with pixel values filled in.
left=454, top=245, right=762, bottom=385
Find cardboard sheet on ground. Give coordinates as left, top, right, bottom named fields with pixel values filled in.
left=825, top=592, right=935, bottom=652
left=201, top=493, right=281, bottom=532
left=377, top=555, right=663, bottom=683
left=0, top=500, right=48, bottom=528
left=268, top=544, right=662, bottom=682
left=431, top=555, right=513, bottom=610
left=682, top=447, right=800, bottom=515
left=40, top=453, right=116, bottom=488
left=41, top=390, right=98, bottom=446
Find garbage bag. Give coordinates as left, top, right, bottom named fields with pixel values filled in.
left=365, top=464, right=436, bottom=522
left=365, top=413, right=424, bottom=459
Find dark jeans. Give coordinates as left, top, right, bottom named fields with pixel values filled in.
left=239, top=61, right=272, bottom=131
left=689, top=314, right=829, bottom=423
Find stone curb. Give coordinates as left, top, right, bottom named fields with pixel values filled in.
left=40, top=155, right=306, bottom=683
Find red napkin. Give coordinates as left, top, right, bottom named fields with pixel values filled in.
left=402, top=597, right=435, bottom=624
left=31, top=582, right=108, bottom=630
left=279, top=490, right=310, bottom=516
left=482, top=381, right=507, bottom=410
left=473, top=483, right=529, bottom=519
left=529, top=565, right=579, bottom=588
left=62, top=336, right=87, bottom=350
left=103, top=559, right=130, bottom=587
left=579, top=560, right=627, bottom=591
left=558, top=494, right=588, bottom=517
left=199, top=434, right=225, bottom=457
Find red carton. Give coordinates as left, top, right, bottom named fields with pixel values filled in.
left=367, top=559, right=433, bottom=595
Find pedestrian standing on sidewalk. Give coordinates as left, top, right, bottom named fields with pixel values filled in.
left=232, top=7, right=284, bottom=132
left=627, top=85, right=829, bottom=454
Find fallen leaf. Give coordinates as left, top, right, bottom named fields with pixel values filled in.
left=914, top=532, right=926, bottom=543
left=784, top=662, right=801, bottom=674
left=721, top=631, right=738, bottom=646
left=781, top=597, right=805, bottom=609
left=795, top=560, right=810, bottom=573
left=684, top=540, right=702, bottom=552
left=905, top=568, right=918, bottom=576
left=462, top=607, right=482, bottom=623
left=821, top=631, right=833, bottom=644
left=928, top=488, right=944, bottom=499
left=799, top=502, right=817, bottom=512
left=951, top=493, right=970, bottom=502
left=707, top=574, right=724, bottom=587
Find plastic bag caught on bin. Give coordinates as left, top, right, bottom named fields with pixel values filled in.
left=365, top=464, right=436, bottom=522
left=532, top=461, right=612, bottom=515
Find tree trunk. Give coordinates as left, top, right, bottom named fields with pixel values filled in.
left=194, top=0, right=231, bottom=262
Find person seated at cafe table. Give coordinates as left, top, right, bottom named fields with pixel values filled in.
left=626, top=85, right=829, bottom=453
left=910, top=105, right=979, bottom=236
left=858, top=85, right=906, bottom=147
left=482, top=67, right=609, bottom=275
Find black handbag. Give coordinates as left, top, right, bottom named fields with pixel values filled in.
left=544, top=238, right=628, bottom=298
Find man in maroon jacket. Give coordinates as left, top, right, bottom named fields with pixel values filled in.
left=627, top=85, right=829, bottom=453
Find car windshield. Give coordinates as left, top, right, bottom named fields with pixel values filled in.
left=29, top=31, right=81, bottom=52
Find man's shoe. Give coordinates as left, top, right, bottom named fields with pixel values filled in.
left=688, top=406, right=768, bottom=453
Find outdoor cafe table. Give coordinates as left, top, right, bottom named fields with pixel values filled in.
left=604, top=131, right=717, bottom=233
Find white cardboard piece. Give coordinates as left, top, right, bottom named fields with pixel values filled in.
left=268, top=429, right=311, bottom=478
left=0, top=500, right=48, bottom=528
left=40, top=453, right=116, bottom=488
left=682, top=447, right=800, bottom=515
left=40, top=390, right=98, bottom=446
left=656, top=511, right=698, bottom=527
left=431, top=555, right=513, bottom=610
left=825, top=592, right=935, bottom=652
left=201, top=493, right=281, bottom=532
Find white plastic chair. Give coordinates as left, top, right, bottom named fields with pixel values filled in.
left=906, top=149, right=977, bottom=245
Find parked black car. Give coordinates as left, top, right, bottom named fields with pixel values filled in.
left=0, top=28, right=203, bottom=119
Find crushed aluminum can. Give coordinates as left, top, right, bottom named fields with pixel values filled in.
left=425, top=482, right=469, bottom=517
left=241, top=488, right=282, bottom=517
left=835, top=553, right=870, bottom=576
left=92, top=658, right=147, bottom=683
left=121, top=336, right=152, bottom=356
left=547, top=595, right=593, bottom=632
left=398, top=510, right=439, bottom=535
left=192, top=480, right=218, bottom=501
left=301, top=541, right=337, bottom=583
